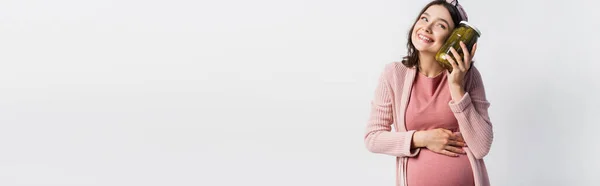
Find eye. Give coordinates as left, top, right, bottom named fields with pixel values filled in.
left=438, top=24, right=447, bottom=29
left=420, top=16, right=428, bottom=22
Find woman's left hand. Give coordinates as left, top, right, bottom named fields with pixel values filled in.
left=446, top=41, right=477, bottom=88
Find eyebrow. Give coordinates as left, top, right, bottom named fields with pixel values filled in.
left=422, top=12, right=450, bottom=26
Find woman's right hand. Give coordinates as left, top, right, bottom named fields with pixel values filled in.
left=412, top=129, right=467, bottom=157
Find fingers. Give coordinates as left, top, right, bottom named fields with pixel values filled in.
left=440, top=150, right=460, bottom=157
left=455, top=132, right=465, bottom=143
left=470, top=43, right=478, bottom=58
left=460, top=41, right=471, bottom=63
left=460, top=41, right=472, bottom=70
left=450, top=132, right=465, bottom=142
left=436, top=129, right=463, bottom=143
left=428, top=129, right=468, bottom=157
left=446, top=55, right=457, bottom=73
left=445, top=146, right=466, bottom=154
left=447, top=139, right=467, bottom=147
left=439, top=128, right=453, bottom=135
left=449, top=47, right=465, bottom=71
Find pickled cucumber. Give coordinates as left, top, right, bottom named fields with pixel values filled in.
left=435, top=21, right=480, bottom=71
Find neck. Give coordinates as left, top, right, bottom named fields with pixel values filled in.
left=417, top=52, right=445, bottom=77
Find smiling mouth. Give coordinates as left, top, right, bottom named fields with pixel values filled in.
left=418, top=34, right=434, bottom=43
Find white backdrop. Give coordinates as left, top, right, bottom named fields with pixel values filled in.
left=0, top=0, right=598, bottom=185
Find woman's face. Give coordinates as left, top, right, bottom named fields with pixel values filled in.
left=411, top=5, right=455, bottom=54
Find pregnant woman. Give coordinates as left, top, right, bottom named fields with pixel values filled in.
left=364, top=0, right=493, bottom=186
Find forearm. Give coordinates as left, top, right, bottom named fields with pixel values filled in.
left=448, top=92, right=493, bottom=159
left=449, top=84, right=466, bottom=103
left=365, top=129, right=420, bottom=157
left=447, top=67, right=493, bottom=159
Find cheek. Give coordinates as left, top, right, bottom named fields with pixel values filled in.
left=436, top=33, right=451, bottom=44
left=412, top=22, right=425, bottom=32
left=411, top=27, right=419, bottom=35
left=411, top=30, right=419, bottom=40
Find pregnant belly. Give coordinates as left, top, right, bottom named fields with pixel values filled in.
left=406, top=148, right=474, bottom=186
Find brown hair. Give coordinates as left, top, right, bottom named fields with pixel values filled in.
left=402, top=0, right=463, bottom=68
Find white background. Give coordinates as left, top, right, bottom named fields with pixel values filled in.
left=0, top=0, right=598, bottom=185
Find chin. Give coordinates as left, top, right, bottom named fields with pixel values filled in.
left=413, top=44, right=439, bottom=54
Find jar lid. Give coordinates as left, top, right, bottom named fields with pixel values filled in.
left=460, top=21, right=481, bottom=36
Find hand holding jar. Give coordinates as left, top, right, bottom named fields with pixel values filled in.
left=446, top=41, right=477, bottom=88
left=435, top=21, right=481, bottom=89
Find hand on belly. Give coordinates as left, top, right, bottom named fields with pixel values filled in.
left=413, top=129, right=467, bottom=157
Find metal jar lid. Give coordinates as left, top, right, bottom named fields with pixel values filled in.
left=459, top=21, right=481, bottom=36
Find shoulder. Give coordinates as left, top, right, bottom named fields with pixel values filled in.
left=381, top=61, right=412, bottom=78
left=378, top=62, right=415, bottom=93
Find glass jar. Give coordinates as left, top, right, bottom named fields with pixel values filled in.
left=435, top=21, right=481, bottom=71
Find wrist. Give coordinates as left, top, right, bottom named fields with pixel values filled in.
left=449, top=84, right=466, bottom=102
left=412, top=131, right=428, bottom=148
left=449, top=82, right=463, bottom=89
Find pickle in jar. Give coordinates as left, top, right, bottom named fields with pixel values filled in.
left=435, top=21, right=481, bottom=71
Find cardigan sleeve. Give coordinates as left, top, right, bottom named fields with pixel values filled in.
left=448, top=67, right=493, bottom=159
left=364, top=64, right=420, bottom=157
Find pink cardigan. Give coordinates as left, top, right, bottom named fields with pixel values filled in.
left=364, top=62, right=493, bottom=186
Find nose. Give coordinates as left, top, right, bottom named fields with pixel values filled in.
left=422, top=23, right=433, bottom=34
left=423, top=27, right=432, bottom=34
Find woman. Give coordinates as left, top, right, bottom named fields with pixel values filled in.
left=364, top=0, right=493, bottom=186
